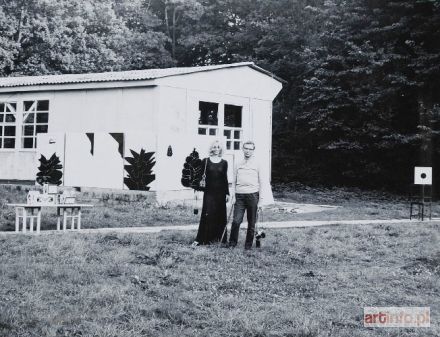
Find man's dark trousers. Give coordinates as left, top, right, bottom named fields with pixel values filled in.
left=229, top=192, right=259, bottom=249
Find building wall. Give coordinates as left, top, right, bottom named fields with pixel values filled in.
left=156, top=67, right=282, bottom=101
left=250, top=98, right=273, bottom=181
left=0, top=67, right=282, bottom=196
left=0, top=151, right=37, bottom=180
left=0, top=87, right=157, bottom=181
left=156, top=68, right=280, bottom=184
left=154, top=86, right=253, bottom=192
left=0, top=91, right=55, bottom=180
left=50, top=87, right=156, bottom=133
left=152, top=85, right=275, bottom=197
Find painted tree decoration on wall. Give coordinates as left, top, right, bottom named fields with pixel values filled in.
left=181, top=148, right=204, bottom=190
left=124, top=149, right=156, bottom=191
left=36, top=153, right=63, bottom=186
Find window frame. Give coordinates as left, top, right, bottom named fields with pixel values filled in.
left=198, top=101, right=220, bottom=137
left=223, top=104, right=243, bottom=151
left=0, top=98, right=50, bottom=152
left=21, top=99, right=50, bottom=150
left=197, top=100, right=244, bottom=152
left=0, top=102, right=17, bottom=150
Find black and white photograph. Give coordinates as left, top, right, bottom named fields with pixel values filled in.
left=0, top=0, right=439, bottom=336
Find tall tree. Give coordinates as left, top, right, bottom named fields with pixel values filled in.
left=0, top=6, right=19, bottom=74
left=0, top=0, right=174, bottom=75
left=150, top=0, right=204, bottom=59
left=297, top=0, right=440, bottom=189
left=113, top=0, right=174, bottom=69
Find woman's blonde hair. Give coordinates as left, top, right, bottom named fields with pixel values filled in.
left=208, top=140, right=224, bottom=157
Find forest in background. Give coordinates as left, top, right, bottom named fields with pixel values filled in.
left=1, top=0, right=439, bottom=193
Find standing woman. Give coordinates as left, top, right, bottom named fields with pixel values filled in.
left=193, top=140, right=230, bottom=245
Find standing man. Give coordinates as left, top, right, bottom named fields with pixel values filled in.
left=229, top=140, right=267, bottom=249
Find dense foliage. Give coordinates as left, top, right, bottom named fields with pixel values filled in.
left=36, top=153, right=63, bottom=185
left=124, top=149, right=156, bottom=191
left=181, top=149, right=204, bottom=191
left=1, top=0, right=439, bottom=193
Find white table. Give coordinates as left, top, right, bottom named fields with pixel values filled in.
left=7, top=203, right=93, bottom=234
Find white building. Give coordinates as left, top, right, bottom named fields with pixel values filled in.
left=0, top=62, right=283, bottom=200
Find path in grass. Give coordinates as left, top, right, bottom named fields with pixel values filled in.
left=2, top=218, right=439, bottom=236
left=2, top=183, right=439, bottom=231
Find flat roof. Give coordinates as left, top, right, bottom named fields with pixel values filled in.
left=0, top=62, right=285, bottom=88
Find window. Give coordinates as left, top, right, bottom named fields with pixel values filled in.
left=0, top=102, right=17, bottom=149
left=224, top=104, right=242, bottom=150
left=197, top=101, right=243, bottom=150
left=198, top=101, right=218, bottom=136
left=0, top=99, right=50, bottom=151
left=22, top=100, right=49, bottom=149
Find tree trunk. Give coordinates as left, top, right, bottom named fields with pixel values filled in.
left=172, top=7, right=177, bottom=59
left=164, top=3, right=171, bottom=42
left=418, top=97, right=433, bottom=166
left=15, top=3, right=26, bottom=44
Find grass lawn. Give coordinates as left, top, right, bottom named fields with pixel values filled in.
left=272, top=183, right=440, bottom=221
left=0, top=185, right=199, bottom=231
left=1, top=183, right=439, bottom=231
left=0, top=221, right=439, bottom=337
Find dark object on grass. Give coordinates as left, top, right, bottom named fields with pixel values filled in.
left=302, top=271, right=315, bottom=277
left=124, top=148, right=156, bottom=191
left=255, top=230, right=266, bottom=248
left=181, top=148, right=204, bottom=191
left=36, top=153, right=63, bottom=185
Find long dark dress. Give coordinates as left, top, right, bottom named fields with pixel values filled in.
left=195, top=158, right=229, bottom=244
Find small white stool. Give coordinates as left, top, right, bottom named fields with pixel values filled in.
left=60, top=207, right=82, bottom=231
left=15, top=206, right=41, bottom=233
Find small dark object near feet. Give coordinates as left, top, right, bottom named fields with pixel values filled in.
left=255, top=230, right=266, bottom=248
